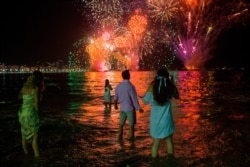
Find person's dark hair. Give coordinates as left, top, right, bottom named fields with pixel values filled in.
left=153, top=69, right=178, bottom=106
left=33, top=70, right=44, bottom=90
left=105, top=79, right=109, bottom=87
left=122, top=70, right=130, bottom=80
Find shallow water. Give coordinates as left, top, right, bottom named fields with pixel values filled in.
left=0, top=70, right=250, bottom=167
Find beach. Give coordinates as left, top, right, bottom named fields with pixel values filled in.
left=1, top=70, right=250, bottom=167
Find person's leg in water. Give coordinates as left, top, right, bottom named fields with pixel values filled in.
left=166, top=134, right=174, bottom=158
left=127, top=111, right=135, bottom=140
left=152, top=138, right=160, bottom=158
left=32, top=133, right=40, bottom=158
left=118, top=112, right=126, bottom=140
left=129, top=125, right=135, bottom=140
left=104, top=101, right=108, bottom=109
left=108, top=100, right=112, bottom=110
left=118, top=124, right=123, bottom=140
left=22, top=138, right=29, bottom=155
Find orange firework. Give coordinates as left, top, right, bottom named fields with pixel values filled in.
left=128, top=9, right=147, bottom=42
left=114, top=36, right=127, bottom=48
left=128, top=15, right=147, bottom=35
left=85, top=37, right=111, bottom=70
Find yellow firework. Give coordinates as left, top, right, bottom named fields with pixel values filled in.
left=148, top=0, right=179, bottom=23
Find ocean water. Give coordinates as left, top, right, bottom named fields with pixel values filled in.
left=0, top=70, right=250, bottom=167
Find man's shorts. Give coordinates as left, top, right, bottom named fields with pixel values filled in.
left=120, top=110, right=136, bottom=125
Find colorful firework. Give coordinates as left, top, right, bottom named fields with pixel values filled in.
left=79, top=0, right=124, bottom=28
left=68, top=38, right=90, bottom=70
left=151, top=0, right=250, bottom=69
left=70, top=0, right=250, bottom=70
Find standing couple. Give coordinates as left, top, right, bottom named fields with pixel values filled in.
left=110, top=69, right=179, bottom=160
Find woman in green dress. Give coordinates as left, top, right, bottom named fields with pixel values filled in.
left=18, top=71, right=45, bottom=158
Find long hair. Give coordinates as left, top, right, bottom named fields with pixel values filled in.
left=153, top=69, right=177, bottom=106
left=105, top=79, right=109, bottom=88
left=32, top=70, right=45, bottom=104
left=33, top=70, right=44, bottom=90
left=24, top=75, right=36, bottom=89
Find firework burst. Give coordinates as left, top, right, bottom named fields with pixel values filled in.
left=70, top=0, right=250, bottom=70
left=164, top=0, right=250, bottom=69
left=148, top=0, right=179, bottom=23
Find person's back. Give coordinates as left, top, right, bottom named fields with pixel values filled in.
left=21, top=90, right=35, bottom=109
left=142, top=68, right=179, bottom=160
left=115, top=80, right=138, bottom=111
left=114, top=70, right=143, bottom=140
left=104, top=86, right=111, bottom=98
left=20, top=75, right=38, bottom=109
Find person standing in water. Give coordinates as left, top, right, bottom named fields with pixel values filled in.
left=142, top=68, right=179, bottom=160
left=114, top=70, right=143, bottom=141
left=18, top=70, right=45, bottom=158
left=104, top=79, right=113, bottom=110
left=18, top=71, right=44, bottom=158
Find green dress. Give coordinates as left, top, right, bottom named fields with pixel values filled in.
left=18, top=89, right=40, bottom=140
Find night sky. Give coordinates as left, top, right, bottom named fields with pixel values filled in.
left=207, top=26, right=250, bottom=69
left=1, top=0, right=84, bottom=66
left=1, top=0, right=250, bottom=69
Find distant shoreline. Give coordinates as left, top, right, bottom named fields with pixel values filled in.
left=0, top=68, right=248, bottom=74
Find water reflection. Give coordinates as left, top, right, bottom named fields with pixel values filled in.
left=1, top=70, right=250, bottom=166
left=64, top=70, right=249, bottom=166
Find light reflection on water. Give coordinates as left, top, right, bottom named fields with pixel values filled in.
left=1, top=70, right=250, bottom=166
